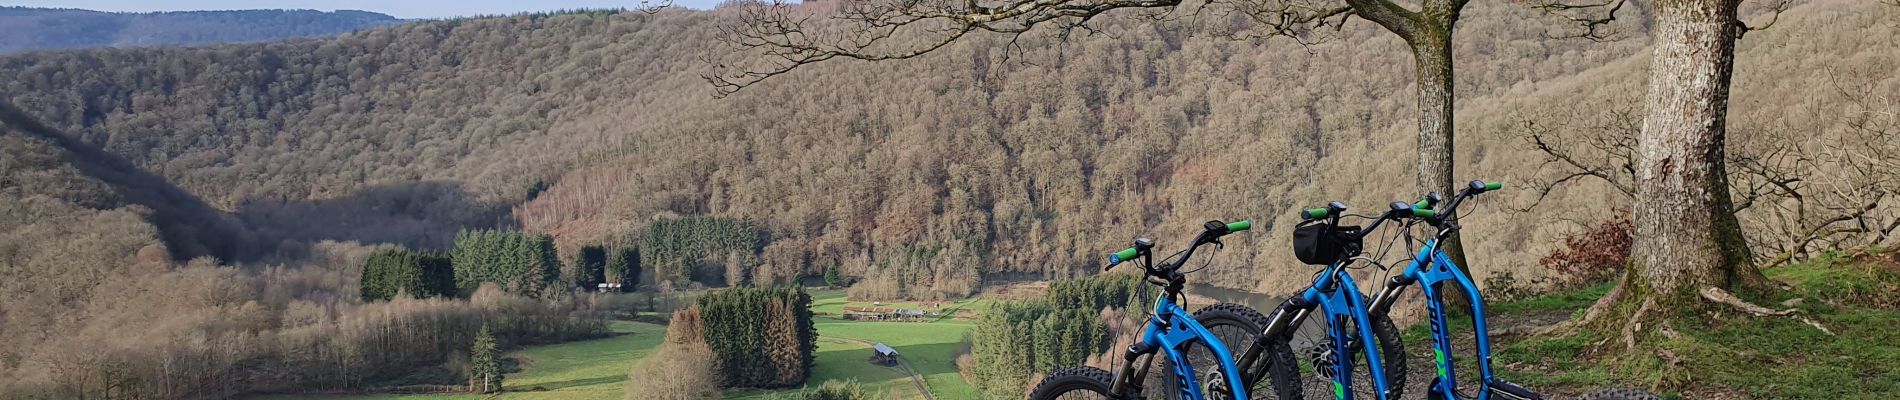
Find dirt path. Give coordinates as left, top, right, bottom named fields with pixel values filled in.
left=893, top=355, right=936, bottom=400
left=833, top=336, right=935, bottom=400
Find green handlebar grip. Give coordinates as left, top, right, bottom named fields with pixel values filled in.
left=1109, top=247, right=1139, bottom=265
left=1484, top=181, right=1503, bottom=191
left=1413, top=199, right=1432, bottom=209
left=1303, top=208, right=1329, bottom=219
left=1412, top=208, right=1438, bottom=218
left=1226, top=220, right=1253, bottom=232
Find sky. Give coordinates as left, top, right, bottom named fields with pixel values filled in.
left=2, top=1, right=726, bottom=19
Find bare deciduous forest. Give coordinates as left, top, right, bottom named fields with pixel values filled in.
left=0, top=0, right=1895, bottom=397
left=0, top=7, right=399, bottom=54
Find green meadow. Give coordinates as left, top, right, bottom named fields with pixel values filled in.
left=283, top=290, right=985, bottom=400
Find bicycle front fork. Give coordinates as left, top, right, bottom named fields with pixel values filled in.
left=1109, top=335, right=1160, bottom=399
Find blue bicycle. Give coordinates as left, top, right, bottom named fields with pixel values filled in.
left=1028, top=219, right=1297, bottom=400
left=1353, top=181, right=1543, bottom=400
left=1201, top=199, right=1418, bottom=400
left=1222, top=180, right=1543, bottom=400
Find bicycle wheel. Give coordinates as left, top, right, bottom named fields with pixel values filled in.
left=1280, top=299, right=1407, bottom=399
left=1030, top=366, right=1118, bottom=400
left=1181, top=303, right=1302, bottom=400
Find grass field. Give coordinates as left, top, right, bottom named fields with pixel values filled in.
left=266, top=320, right=666, bottom=400
left=279, top=289, right=987, bottom=400
left=728, top=290, right=983, bottom=400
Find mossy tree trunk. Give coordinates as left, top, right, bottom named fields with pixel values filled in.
left=1561, top=0, right=1781, bottom=357
left=1344, top=0, right=1471, bottom=273
left=1627, top=0, right=1769, bottom=302
left=1346, top=0, right=1476, bottom=313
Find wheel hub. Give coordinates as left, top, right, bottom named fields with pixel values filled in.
left=1202, top=370, right=1234, bottom=400
left=1306, top=340, right=1339, bottom=380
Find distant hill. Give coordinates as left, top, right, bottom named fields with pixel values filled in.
left=0, top=2, right=1892, bottom=297
left=0, top=7, right=399, bottom=54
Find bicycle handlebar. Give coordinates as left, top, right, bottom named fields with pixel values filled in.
left=1432, top=180, right=1502, bottom=225
left=1299, top=201, right=1349, bottom=221
left=1298, top=179, right=1501, bottom=241
left=1226, top=220, right=1253, bottom=232
left=1107, top=247, right=1140, bottom=267
left=1102, top=219, right=1252, bottom=273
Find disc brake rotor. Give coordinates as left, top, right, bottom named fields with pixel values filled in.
left=1202, top=370, right=1234, bottom=400
left=1306, top=339, right=1339, bottom=380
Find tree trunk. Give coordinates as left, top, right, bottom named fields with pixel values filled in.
left=1410, top=23, right=1467, bottom=270
left=1628, top=0, right=1766, bottom=301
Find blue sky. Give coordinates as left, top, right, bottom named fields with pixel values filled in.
left=2, top=1, right=726, bottom=19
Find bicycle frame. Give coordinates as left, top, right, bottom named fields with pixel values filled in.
left=1111, top=291, right=1253, bottom=400
left=1358, top=233, right=1539, bottom=400
left=1362, top=237, right=1506, bottom=400
left=1233, top=182, right=1538, bottom=400
left=1252, top=260, right=1400, bottom=400
left=1236, top=220, right=1405, bottom=400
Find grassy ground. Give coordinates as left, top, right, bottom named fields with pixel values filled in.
left=266, top=320, right=666, bottom=400
left=292, top=290, right=988, bottom=400
left=1476, top=252, right=1900, bottom=399
left=728, top=290, right=983, bottom=400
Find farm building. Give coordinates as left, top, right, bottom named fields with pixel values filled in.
left=841, top=306, right=930, bottom=321
left=870, top=342, right=899, bottom=366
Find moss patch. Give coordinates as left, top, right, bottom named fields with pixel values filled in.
left=1483, top=254, right=1900, bottom=399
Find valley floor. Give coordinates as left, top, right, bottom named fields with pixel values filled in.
left=264, top=251, right=1900, bottom=400
left=276, top=290, right=986, bottom=400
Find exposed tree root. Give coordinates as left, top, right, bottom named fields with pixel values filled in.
left=1621, top=297, right=1656, bottom=351
left=1534, top=273, right=1629, bottom=336
left=1582, top=275, right=1630, bottom=323
left=1698, top=286, right=1833, bottom=335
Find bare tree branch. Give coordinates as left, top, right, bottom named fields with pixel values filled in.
left=706, top=0, right=1215, bottom=97
left=1511, top=109, right=1639, bottom=212
left=636, top=0, right=676, bottom=14
left=1734, top=0, right=1793, bottom=39
left=1339, top=0, right=1421, bottom=40
left=703, top=0, right=1429, bottom=96
left=1528, top=0, right=1630, bottom=41
left=1515, top=76, right=1900, bottom=266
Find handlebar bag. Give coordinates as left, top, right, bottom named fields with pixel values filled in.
left=1292, top=221, right=1361, bottom=265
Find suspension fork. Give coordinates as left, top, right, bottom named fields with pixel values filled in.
left=1234, top=297, right=1313, bottom=382
left=1110, top=312, right=1171, bottom=398
left=1109, top=341, right=1160, bottom=399
left=1366, top=275, right=1415, bottom=317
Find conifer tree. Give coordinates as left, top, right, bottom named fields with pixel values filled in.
left=607, top=246, right=640, bottom=292
left=529, top=234, right=563, bottom=296
left=469, top=324, right=503, bottom=394
left=362, top=248, right=454, bottom=301
left=575, top=245, right=607, bottom=290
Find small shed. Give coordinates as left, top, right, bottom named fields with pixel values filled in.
left=870, top=343, right=899, bottom=366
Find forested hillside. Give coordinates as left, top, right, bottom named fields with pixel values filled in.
left=0, top=7, right=397, bottom=54
left=0, top=99, right=255, bottom=260
left=1, top=0, right=1893, bottom=301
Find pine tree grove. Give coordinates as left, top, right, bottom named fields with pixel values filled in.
left=575, top=245, right=608, bottom=289
left=607, top=246, right=641, bottom=292
left=692, top=286, right=815, bottom=388
left=360, top=248, right=454, bottom=301
left=967, top=274, right=1147, bottom=398
left=450, top=229, right=564, bottom=297
left=640, top=217, right=760, bottom=285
